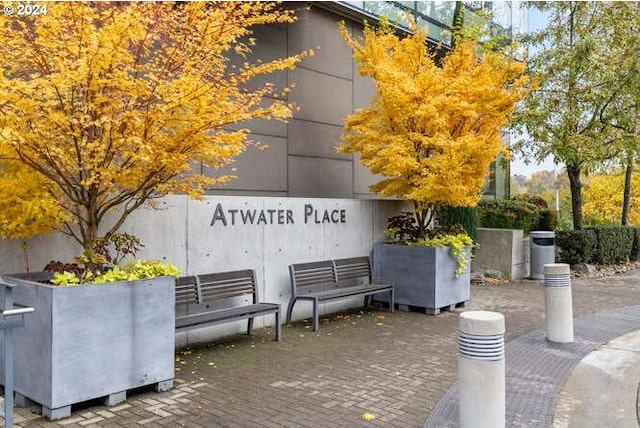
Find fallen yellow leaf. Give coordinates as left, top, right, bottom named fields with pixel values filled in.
left=362, top=412, right=375, bottom=422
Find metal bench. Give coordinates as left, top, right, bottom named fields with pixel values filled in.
left=286, top=256, right=394, bottom=332
left=175, top=269, right=281, bottom=341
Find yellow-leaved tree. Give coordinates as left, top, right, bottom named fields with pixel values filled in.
left=0, top=2, right=309, bottom=250
left=584, top=170, right=640, bottom=225
left=339, top=19, right=529, bottom=238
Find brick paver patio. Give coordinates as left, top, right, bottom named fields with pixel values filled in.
left=13, top=268, right=640, bottom=427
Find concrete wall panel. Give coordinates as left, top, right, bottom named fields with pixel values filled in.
left=209, top=135, right=287, bottom=192
left=353, top=153, right=381, bottom=196
left=288, top=8, right=352, bottom=80
left=0, top=235, right=80, bottom=276
left=289, top=68, right=352, bottom=125
left=224, top=98, right=288, bottom=138
left=124, top=197, right=188, bottom=270
left=353, top=66, right=376, bottom=110
left=288, top=119, right=348, bottom=160
left=288, top=156, right=353, bottom=198
left=229, top=24, right=288, bottom=93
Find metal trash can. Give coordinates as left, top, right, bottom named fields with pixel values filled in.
left=530, top=231, right=555, bottom=280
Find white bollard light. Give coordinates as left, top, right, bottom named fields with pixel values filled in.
left=544, top=263, right=574, bottom=343
left=458, top=311, right=505, bottom=428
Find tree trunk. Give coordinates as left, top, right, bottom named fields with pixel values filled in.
left=566, top=163, right=583, bottom=230
left=621, top=159, right=633, bottom=225
left=451, top=1, right=464, bottom=49
left=414, top=207, right=427, bottom=241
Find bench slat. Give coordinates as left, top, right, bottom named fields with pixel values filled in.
left=299, top=283, right=392, bottom=301
left=199, top=271, right=256, bottom=301
left=176, top=303, right=279, bottom=331
left=334, top=257, right=371, bottom=281
left=176, top=276, right=199, bottom=305
left=290, top=262, right=335, bottom=287
left=200, top=285, right=255, bottom=300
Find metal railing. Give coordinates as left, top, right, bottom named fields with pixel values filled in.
left=0, top=279, right=34, bottom=428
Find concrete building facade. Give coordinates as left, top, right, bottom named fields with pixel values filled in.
left=212, top=1, right=513, bottom=201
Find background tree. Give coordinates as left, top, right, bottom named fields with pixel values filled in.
left=595, top=2, right=640, bottom=225
left=511, top=2, right=634, bottom=230
left=510, top=173, right=529, bottom=194
left=338, top=18, right=529, bottom=239
left=511, top=168, right=572, bottom=229
left=0, top=2, right=308, bottom=251
left=583, top=169, right=640, bottom=226
left=525, top=170, right=556, bottom=195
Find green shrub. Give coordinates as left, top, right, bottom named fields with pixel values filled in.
left=631, top=228, right=640, bottom=261
left=410, top=232, right=475, bottom=277
left=592, top=227, right=635, bottom=265
left=51, top=260, right=181, bottom=286
left=556, top=227, right=637, bottom=265
left=556, top=229, right=598, bottom=265
left=512, top=193, right=548, bottom=209
left=535, top=209, right=558, bottom=231
left=478, top=199, right=538, bottom=233
left=437, top=206, right=478, bottom=242
left=478, top=196, right=557, bottom=233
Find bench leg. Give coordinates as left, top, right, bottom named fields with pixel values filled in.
left=286, top=298, right=296, bottom=326
left=389, top=288, right=395, bottom=313
left=313, top=298, right=320, bottom=333
left=275, top=309, right=281, bottom=341
left=247, top=317, right=254, bottom=336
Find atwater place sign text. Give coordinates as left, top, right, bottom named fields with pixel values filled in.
left=210, top=202, right=347, bottom=226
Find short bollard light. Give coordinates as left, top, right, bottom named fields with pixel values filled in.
left=544, top=263, right=574, bottom=343
left=458, top=311, right=505, bottom=428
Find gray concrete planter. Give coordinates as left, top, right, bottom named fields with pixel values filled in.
left=472, top=228, right=525, bottom=280
left=0, top=274, right=175, bottom=420
left=372, top=243, right=470, bottom=314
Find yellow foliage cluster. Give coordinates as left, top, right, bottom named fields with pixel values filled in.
left=0, top=2, right=308, bottom=245
left=0, top=160, right=70, bottom=238
left=339, top=20, right=529, bottom=213
left=584, top=170, right=640, bottom=225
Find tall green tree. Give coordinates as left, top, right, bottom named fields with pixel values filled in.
left=511, top=2, right=629, bottom=229
left=594, top=2, right=640, bottom=225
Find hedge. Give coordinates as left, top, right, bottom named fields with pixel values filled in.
left=555, top=229, right=598, bottom=265
left=478, top=199, right=538, bottom=233
left=477, top=195, right=557, bottom=234
left=632, top=228, right=640, bottom=261
left=437, top=206, right=478, bottom=242
left=556, top=226, right=639, bottom=265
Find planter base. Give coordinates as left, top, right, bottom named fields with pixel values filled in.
left=397, top=300, right=468, bottom=315
left=32, top=379, right=173, bottom=420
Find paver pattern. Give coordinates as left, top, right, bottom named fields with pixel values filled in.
left=12, top=269, right=640, bottom=427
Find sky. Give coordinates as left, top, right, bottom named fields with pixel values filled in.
left=510, top=5, right=558, bottom=178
